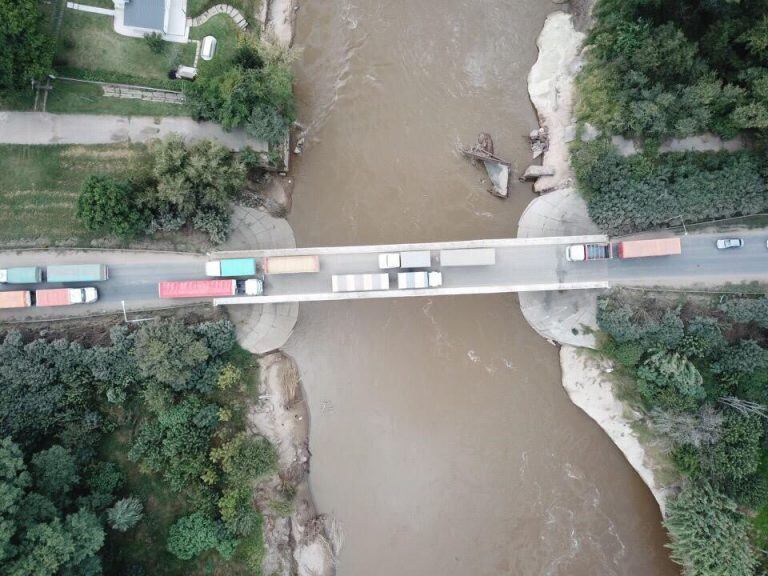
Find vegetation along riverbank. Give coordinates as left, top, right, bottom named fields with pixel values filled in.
left=523, top=0, right=768, bottom=574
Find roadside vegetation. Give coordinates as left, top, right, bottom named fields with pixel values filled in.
left=0, top=318, right=277, bottom=575
left=598, top=288, right=768, bottom=575
left=573, top=0, right=768, bottom=235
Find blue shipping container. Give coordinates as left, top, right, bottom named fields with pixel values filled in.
left=219, top=258, right=256, bottom=276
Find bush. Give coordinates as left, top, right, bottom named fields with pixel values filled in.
left=166, top=511, right=234, bottom=561
left=0, top=0, right=55, bottom=88
left=77, top=175, right=149, bottom=239
left=144, top=32, right=165, bottom=54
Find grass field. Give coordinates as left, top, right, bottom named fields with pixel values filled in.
left=0, top=144, right=148, bottom=246
left=190, top=15, right=243, bottom=77
left=55, top=11, right=195, bottom=81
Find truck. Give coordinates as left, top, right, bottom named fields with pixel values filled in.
left=158, top=278, right=263, bottom=299
left=205, top=258, right=256, bottom=277
left=35, top=288, right=98, bottom=307
left=262, top=255, right=320, bottom=274
left=565, top=244, right=612, bottom=262
left=0, top=267, right=42, bottom=284
left=566, top=238, right=682, bottom=261
left=331, top=273, right=390, bottom=293
left=378, top=251, right=431, bottom=269
left=439, top=248, right=496, bottom=267
left=0, top=290, right=32, bottom=309
left=397, top=271, right=443, bottom=289
left=46, top=264, right=109, bottom=282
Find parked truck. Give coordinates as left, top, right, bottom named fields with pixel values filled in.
left=331, top=273, right=390, bottom=293
left=205, top=258, right=256, bottom=277
left=158, top=278, right=263, bottom=299
left=46, top=264, right=109, bottom=282
left=36, top=288, right=98, bottom=307
left=397, top=271, right=443, bottom=289
left=263, top=255, right=320, bottom=274
left=566, top=238, right=682, bottom=261
left=439, top=248, right=496, bottom=267
left=378, top=251, right=431, bottom=269
left=0, top=267, right=42, bottom=284
left=0, top=290, right=32, bottom=309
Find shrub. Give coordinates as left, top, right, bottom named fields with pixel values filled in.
left=77, top=175, right=148, bottom=239
left=144, top=32, right=165, bottom=54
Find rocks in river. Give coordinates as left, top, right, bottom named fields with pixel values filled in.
left=528, top=126, right=549, bottom=159
left=520, top=165, right=556, bottom=181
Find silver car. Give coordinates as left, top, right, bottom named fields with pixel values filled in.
left=716, top=238, right=744, bottom=250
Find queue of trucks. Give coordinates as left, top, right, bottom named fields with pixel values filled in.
left=0, top=264, right=107, bottom=309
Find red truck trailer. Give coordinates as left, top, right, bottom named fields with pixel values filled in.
left=158, top=279, right=264, bottom=299
left=159, top=279, right=236, bottom=299
left=617, top=238, right=682, bottom=259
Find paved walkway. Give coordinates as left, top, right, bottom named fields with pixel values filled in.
left=188, top=4, right=248, bottom=29
left=0, top=112, right=268, bottom=151
left=66, top=2, right=114, bottom=15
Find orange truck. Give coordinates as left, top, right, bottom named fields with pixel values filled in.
left=0, top=291, right=32, bottom=309
left=566, top=238, right=682, bottom=261
left=35, top=288, right=98, bottom=307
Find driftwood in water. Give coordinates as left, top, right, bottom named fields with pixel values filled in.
left=460, top=133, right=513, bottom=198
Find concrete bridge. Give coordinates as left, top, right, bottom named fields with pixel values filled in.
left=1, top=230, right=767, bottom=322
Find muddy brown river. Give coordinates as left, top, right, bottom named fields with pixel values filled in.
left=284, top=1, right=678, bottom=574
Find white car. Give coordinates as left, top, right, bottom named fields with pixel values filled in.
left=716, top=238, right=744, bottom=250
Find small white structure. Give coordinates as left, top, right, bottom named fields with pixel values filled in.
left=175, top=65, right=198, bottom=80
left=200, top=35, right=217, bottom=60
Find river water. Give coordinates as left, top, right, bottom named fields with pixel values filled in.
left=284, top=1, right=677, bottom=574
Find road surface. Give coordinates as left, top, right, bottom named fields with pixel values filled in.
left=0, top=230, right=766, bottom=321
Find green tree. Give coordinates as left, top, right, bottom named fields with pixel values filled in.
left=77, top=175, right=148, bottom=239
left=699, top=412, right=762, bottom=486
left=637, top=350, right=705, bottom=410
left=0, top=0, right=55, bottom=89
left=144, top=32, right=165, bottom=54
left=107, top=497, right=143, bottom=532
left=166, top=512, right=222, bottom=560
left=133, top=321, right=210, bottom=390
left=664, top=482, right=757, bottom=576
left=30, top=446, right=79, bottom=507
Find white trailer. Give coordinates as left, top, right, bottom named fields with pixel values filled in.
left=397, top=271, right=442, bottom=289
left=332, top=273, right=391, bottom=293
left=439, top=248, right=496, bottom=267
left=379, top=251, right=431, bottom=269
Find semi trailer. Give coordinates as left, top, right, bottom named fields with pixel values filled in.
left=439, top=248, right=496, bottom=266
left=46, top=264, right=109, bottom=282
left=35, top=288, right=98, bottom=307
left=378, top=251, right=431, bottom=269
left=158, top=278, right=263, bottom=299
left=331, top=273, right=390, bottom=293
left=262, top=256, right=320, bottom=274
left=397, top=271, right=443, bottom=289
left=0, top=291, right=32, bottom=309
left=566, top=238, right=682, bottom=261
left=205, top=258, right=257, bottom=277
left=0, top=267, right=42, bottom=283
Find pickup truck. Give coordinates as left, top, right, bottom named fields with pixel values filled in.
left=397, top=271, right=442, bottom=289
left=36, top=288, right=98, bottom=307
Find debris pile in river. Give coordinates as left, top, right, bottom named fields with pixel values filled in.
left=460, top=132, right=512, bottom=198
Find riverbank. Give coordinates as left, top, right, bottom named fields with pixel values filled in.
left=520, top=9, right=671, bottom=514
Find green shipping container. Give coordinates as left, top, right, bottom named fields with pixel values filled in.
left=46, top=264, right=109, bottom=282
left=3, top=267, right=42, bottom=283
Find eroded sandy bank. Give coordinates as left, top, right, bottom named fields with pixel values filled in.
left=523, top=9, right=670, bottom=513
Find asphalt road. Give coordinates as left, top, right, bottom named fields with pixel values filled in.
left=0, top=230, right=766, bottom=321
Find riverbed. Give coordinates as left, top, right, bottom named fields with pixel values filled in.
left=284, top=1, right=678, bottom=574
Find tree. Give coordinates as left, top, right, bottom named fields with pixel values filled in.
left=699, top=412, right=762, bottom=486
left=30, top=446, right=79, bottom=507
left=166, top=512, right=222, bottom=560
left=144, top=32, right=165, bottom=54
left=0, top=0, right=55, bottom=89
left=664, top=483, right=757, bottom=576
left=133, top=321, right=210, bottom=390
left=637, top=350, right=705, bottom=411
left=107, top=497, right=143, bottom=532
left=77, top=175, right=148, bottom=239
